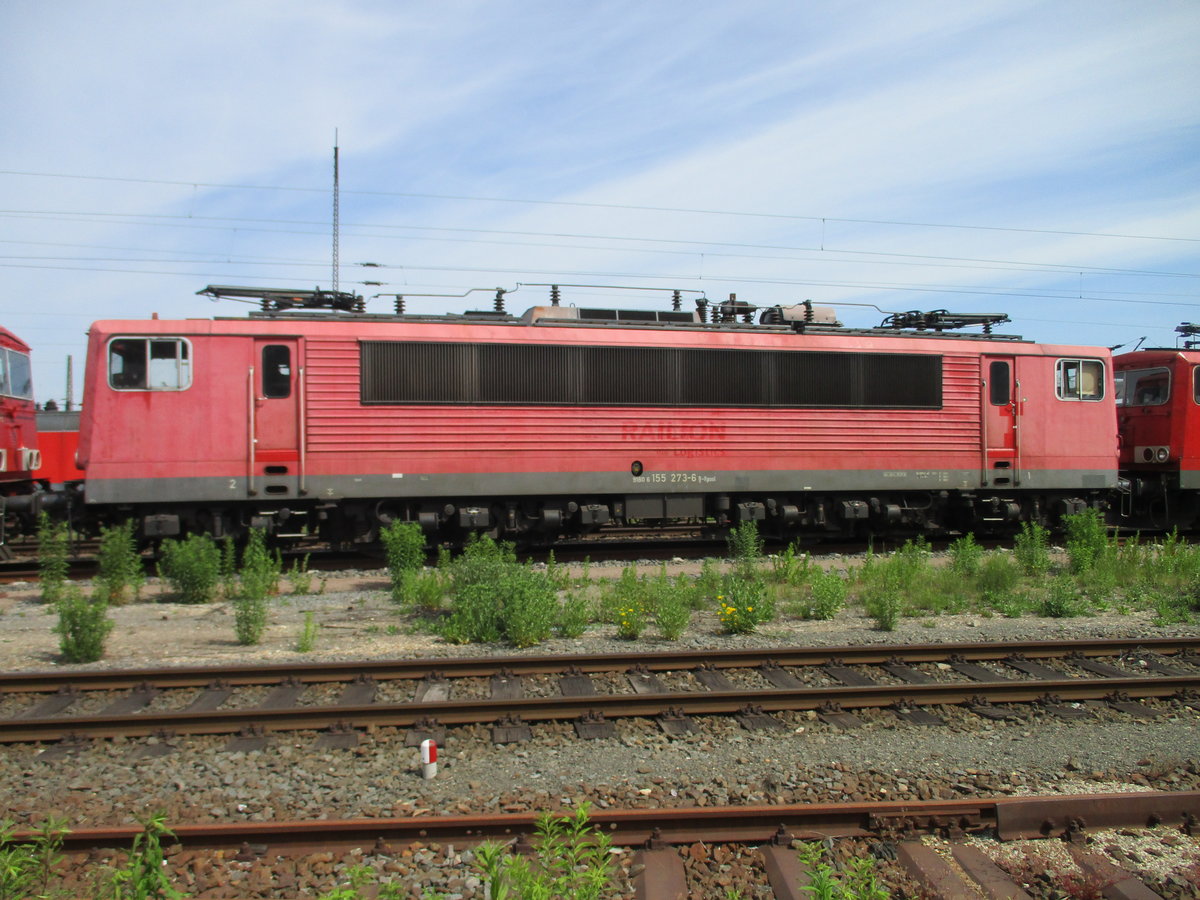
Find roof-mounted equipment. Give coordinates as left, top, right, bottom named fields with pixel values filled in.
left=198, top=285, right=365, bottom=313
left=880, top=310, right=1010, bottom=334
left=1177, top=323, right=1200, bottom=349
left=759, top=301, right=843, bottom=329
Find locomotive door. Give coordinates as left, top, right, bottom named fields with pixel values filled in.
left=248, top=338, right=303, bottom=496
left=981, top=355, right=1019, bottom=486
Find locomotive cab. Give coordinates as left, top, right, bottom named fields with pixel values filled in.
left=1113, top=347, right=1200, bottom=528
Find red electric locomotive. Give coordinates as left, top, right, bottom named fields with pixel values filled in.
left=1113, top=326, right=1200, bottom=529
left=72, top=286, right=1118, bottom=543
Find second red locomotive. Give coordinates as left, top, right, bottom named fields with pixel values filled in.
left=68, top=285, right=1117, bottom=544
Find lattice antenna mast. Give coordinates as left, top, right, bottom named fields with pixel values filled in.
left=332, top=133, right=340, bottom=294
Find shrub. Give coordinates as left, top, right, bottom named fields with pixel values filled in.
left=36, top=512, right=70, bottom=604
left=94, top=519, right=143, bottom=605
left=441, top=537, right=559, bottom=647
left=158, top=534, right=221, bottom=603
left=55, top=585, right=113, bottom=663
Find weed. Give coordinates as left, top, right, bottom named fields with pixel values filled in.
left=158, top=534, right=222, bottom=603
left=1039, top=576, right=1085, bottom=618
left=770, top=541, right=814, bottom=586
left=381, top=520, right=425, bottom=602
left=0, top=815, right=68, bottom=900
left=500, top=566, right=558, bottom=648
left=286, top=555, right=313, bottom=595
left=948, top=533, right=984, bottom=578
left=556, top=592, right=591, bottom=638
left=0, top=819, right=38, bottom=900
left=475, top=803, right=613, bottom=900
left=36, top=512, right=70, bottom=604
left=612, top=600, right=647, bottom=640
left=1013, top=520, right=1052, bottom=576
left=441, top=537, right=558, bottom=647
left=724, top=518, right=763, bottom=566
left=94, top=519, right=144, bottom=605
left=544, top=549, right=570, bottom=591
left=396, top=568, right=446, bottom=613
left=232, top=592, right=268, bottom=645
left=976, top=553, right=1021, bottom=605
left=697, top=557, right=723, bottom=603
left=1152, top=593, right=1194, bottom=625
left=716, top=576, right=771, bottom=634
left=100, top=811, right=183, bottom=899
left=1063, top=507, right=1108, bottom=574
left=55, top=584, right=114, bottom=662
left=650, top=574, right=692, bottom=640
left=238, top=528, right=282, bottom=601
left=796, top=841, right=889, bottom=900
left=863, top=585, right=902, bottom=631
left=295, top=610, right=318, bottom=652
left=795, top=569, right=847, bottom=620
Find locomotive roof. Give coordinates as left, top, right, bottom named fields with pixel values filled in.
left=0, top=326, right=31, bottom=353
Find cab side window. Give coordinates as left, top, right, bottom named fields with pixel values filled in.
left=109, top=338, right=192, bottom=390
left=5, top=350, right=32, bottom=399
left=1056, top=359, right=1105, bottom=401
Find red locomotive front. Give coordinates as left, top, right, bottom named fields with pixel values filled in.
left=75, top=289, right=1118, bottom=543
left=1114, top=344, right=1200, bottom=528
left=0, top=326, right=40, bottom=495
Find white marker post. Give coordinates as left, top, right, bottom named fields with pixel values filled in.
left=420, top=738, right=438, bottom=780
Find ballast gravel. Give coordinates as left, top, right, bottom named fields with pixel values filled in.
left=1, top=558, right=1199, bottom=897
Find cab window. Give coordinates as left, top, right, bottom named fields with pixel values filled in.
left=0, top=348, right=32, bottom=399
left=1119, top=367, right=1170, bottom=407
left=1056, top=359, right=1105, bottom=401
left=109, top=338, right=192, bottom=390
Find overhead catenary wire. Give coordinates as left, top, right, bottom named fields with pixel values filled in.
left=2, top=168, right=1198, bottom=244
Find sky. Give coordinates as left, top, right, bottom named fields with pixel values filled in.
left=1, top=0, right=1198, bottom=406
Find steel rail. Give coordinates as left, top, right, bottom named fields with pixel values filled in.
left=12, top=791, right=1199, bottom=856
left=2, top=637, right=1197, bottom=693
left=2, top=674, right=1196, bottom=743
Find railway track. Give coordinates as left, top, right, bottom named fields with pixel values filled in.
left=3, top=637, right=1197, bottom=748
left=8, top=791, right=1198, bottom=898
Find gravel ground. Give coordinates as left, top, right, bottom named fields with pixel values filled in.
left=2, top=559, right=1199, bottom=897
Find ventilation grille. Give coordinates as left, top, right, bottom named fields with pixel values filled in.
left=361, top=341, right=942, bottom=409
